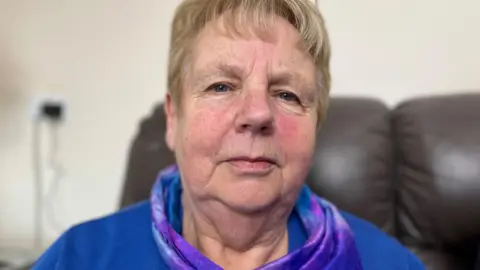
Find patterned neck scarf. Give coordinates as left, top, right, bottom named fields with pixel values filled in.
left=151, top=165, right=363, bottom=269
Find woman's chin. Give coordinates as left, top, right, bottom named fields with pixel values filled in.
left=214, top=182, right=284, bottom=215
left=220, top=199, right=279, bottom=215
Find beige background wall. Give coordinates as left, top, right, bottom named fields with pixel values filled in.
left=0, top=0, right=479, bottom=249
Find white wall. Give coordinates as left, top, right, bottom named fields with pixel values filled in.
left=0, top=0, right=479, bottom=250
left=0, top=0, right=179, bottom=249
left=321, top=0, right=480, bottom=105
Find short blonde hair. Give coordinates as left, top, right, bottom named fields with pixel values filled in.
left=167, top=0, right=331, bottom=122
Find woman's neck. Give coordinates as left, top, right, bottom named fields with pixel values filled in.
left=182, top=195, right=290, bottom=270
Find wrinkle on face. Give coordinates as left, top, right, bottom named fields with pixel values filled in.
left=169, top=15, right=318, bottom=214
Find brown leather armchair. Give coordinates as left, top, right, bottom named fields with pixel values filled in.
left=120, top=94, right=480, bottom=270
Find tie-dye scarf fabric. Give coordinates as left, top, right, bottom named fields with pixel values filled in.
left=151, top=165, right=363, bottom=269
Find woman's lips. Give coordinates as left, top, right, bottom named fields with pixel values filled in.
left=226, top=157, right=276, bottom=175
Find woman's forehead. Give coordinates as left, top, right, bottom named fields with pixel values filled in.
left=188, top=17, right=314, bottom=76
left=195, top=15, right=308, bottom=53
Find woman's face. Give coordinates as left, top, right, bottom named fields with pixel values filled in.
left=165, top=17, right=319, bottom=214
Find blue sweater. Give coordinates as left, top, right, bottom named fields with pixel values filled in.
left=34, top=201, right=425, bottom=269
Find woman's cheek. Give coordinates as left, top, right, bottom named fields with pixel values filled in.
left=276, top=115, right=316, bottom=158
left=276, top=114, right=310, bottom=140
left=183, top=108, right=227, bottom=152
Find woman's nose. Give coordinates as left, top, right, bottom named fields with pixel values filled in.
left=234, top=90, right=274, bottom=135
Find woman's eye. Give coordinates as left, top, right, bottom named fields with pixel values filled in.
left=210, top=83, right=231, bottom=93
left=278, top=91, right=301, bottom=104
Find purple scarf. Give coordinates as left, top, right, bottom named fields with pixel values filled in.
left=151, top=165, right=363, bottom=269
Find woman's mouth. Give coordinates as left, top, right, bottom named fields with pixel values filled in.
left=226, top=157, right=276, bottom=175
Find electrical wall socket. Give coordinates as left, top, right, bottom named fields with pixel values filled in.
left=30, top=95, right=67, bottom=121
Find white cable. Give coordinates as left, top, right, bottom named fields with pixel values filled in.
left=44, top=121, right=65, bottom=233
left=32, top=119, right=44, bottom=252
left=32, top=118, right=65, bottom=253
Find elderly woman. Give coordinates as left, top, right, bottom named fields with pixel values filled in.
left=35, top=0, right=425, bottom=269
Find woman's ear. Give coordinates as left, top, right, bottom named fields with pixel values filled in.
left=164, top=93, right=177, bottom=151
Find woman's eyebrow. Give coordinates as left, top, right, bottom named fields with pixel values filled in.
left=190, top=62, right=244, bottom=88
left=192, top=62, right=316, bottom=92
left=269, top=70, right=316, bottom=92
left=269, top=70, right=295, bottom=86
left=194, top=62, right=244, bottom=80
